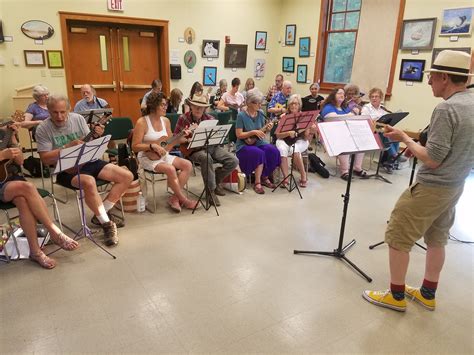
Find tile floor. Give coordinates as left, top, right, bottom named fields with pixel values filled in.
left=1, top=156, right=473, bottom=354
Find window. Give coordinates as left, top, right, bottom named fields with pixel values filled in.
left=316, top=0, right=362, bottom=86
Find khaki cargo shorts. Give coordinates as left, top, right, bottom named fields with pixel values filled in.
left=385, top=182, right=464, bottom=252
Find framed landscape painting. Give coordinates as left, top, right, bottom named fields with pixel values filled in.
left=400, top=18, right=437, bottom=50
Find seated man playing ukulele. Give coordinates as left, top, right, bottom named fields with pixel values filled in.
left=36, top=94, right=133, bottom=247
left=0, top=124, right=79, bottom=269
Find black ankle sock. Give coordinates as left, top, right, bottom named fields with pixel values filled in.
left=392, top=291, right=405, bottom=301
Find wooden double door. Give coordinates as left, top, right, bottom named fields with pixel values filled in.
left=61, top=13, right=170, bottom=122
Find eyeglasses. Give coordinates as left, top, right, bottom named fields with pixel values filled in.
left=159, top=102, right=168, bottom=107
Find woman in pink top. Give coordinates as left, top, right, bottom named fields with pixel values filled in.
left=217, top=77, right=245, bottom=111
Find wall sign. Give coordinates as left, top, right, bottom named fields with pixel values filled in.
left=108, top=0, right=124, bottom=11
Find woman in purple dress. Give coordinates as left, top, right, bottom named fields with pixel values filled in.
left=235, top=89, right=281, bottom=194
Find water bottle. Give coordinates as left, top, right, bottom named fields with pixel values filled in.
left=137, top=192, right=146, bottom=213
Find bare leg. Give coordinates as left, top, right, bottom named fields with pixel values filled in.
left=172, top=157, right=192, bottom=189
left=97, top=164, right=134, bottom=203
left=280, top=156, right=289, bottom=179
left=424, top=246, right=445, bottom=282
left=293, top=153, right=306, bottom=181
left=70, top=175, right=103, bottom=216
left=254, top=164, right=264, bottom=185
left=155, top=163, right=187, bottom=202
left=389, top=246, right=410, bottom=286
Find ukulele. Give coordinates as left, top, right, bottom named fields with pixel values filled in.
left=146, top=123, right=198, bottom=160
left=0, top=120, right=23, bottom=183
left=244, top=118, right=279, bottom=146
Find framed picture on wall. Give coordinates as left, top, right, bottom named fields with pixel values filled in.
left=23, top=50, right=45, bottom=67
left=282, top=57, right=295, bottom=72
left=285, top=24, right=296, bottom=46
left=224, top=44, right=248, bottom=68
left=255, top=31, right=267, bottom=50
left=431, top=47, right=471, bottom=64
left=440, top=7, right=473, bottom=36
left=202, top=40, right=220, bottom=58
left=297, top=65, right=307, bottom=83
left=399, top=59, right=425, bottom=82
left=254, top=59, right=266, bottom=77
left=46, top=50, right=63, bottom=68
left=203, top=66, right=217, bottom=86
left=299, top=37, right=310, bottom=57
left=400, top=18, right=437, bottom=50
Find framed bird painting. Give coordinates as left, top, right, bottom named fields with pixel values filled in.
left=299, top=37, right=310, bottom=57
left=203, top=66, right=217, bottom=86
left=255, top=31, right=267, bottom=50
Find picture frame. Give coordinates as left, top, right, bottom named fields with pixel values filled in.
left=431, top=47, right=471, bottom=64
left=255, top=31, right=267, bottom=50
left=23, top=50, right=45, bottom=67
left=285, top=25, right=296, bottom=46
left=202, top=40, right=220, bottom=58
left=285, top=24, right=296, bottom=46
left=297, top=65, right=307, bottom=83
left=282, top=57, right=295, bottom=73
left=224, top=44, right=248, bottom=68
left=440, top=7, right=473, bottom=36
left=299, top=37, right=310, bottom=57
left=21, top=20, right=54, bottom=40
left=399, top=59, right=426, bottom=82
left=203, top=66, right=217, bottom=86
left=254, top=59, right=265, bottom=78
left=400, top=18, right=437, bottom=50
left=184, top=50, right=197, bottom=69
left=46, top=50, right=63, bottom=68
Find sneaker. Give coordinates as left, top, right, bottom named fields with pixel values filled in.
left=405, top=285, right=436, bottom=311
left=168, top=195, right=182, bottom=213
left=214, top=185, right=226, bottom=196
left=362, top=290, right=406, bottom=312
left=207, top=191, right=221, bottom=206
left=382, top=163, right=393, bottom=174
left=398, top=155, right=408, bottom=163
left=91, top=213, right=125, bottom=228
left=102, top=221, right=118, bottom=246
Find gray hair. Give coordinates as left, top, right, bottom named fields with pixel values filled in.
left=309, top=82, right=320, bottom=91
left=282, top=80, right=292, bottom=89
left=47, top=94, right=71, bottom=110
left=32, top=85, right=49, bottom=101
left=287, top=94, right=302, bottom=108
left=344, top=83, right=360, bottom=96
left=81, top=84, right=96, bottom=95
left=219, top=79, right=227, bottom=90
left=246, top=88, right=264, bottom=104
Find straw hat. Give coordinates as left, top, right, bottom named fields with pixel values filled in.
left=425, top=50, right=473, bottom=77
left=186, top=92, right=210, bottom=107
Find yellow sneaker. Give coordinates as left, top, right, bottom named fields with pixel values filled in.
left=405, top=285, right=436, bottom=311
left=362, top=290, right=406, bottom=312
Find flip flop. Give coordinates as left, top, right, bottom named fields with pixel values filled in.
left=29, top=251, right=56, bottom=269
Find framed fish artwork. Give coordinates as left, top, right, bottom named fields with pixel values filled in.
left=440, top=7, right=473, bottom=36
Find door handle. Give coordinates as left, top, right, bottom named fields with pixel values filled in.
left=73, top=83, right=116, bottom=91
left=120, top=81, right=124, bottom=92
left=122, top=84, right=152, bottom=89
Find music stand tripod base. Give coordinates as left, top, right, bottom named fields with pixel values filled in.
left=366, top=150, right=392, bottom=184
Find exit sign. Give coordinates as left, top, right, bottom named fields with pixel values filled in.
left=108, top=0, right=124, bottom=11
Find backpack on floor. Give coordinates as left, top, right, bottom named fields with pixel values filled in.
left=23, top=156, right=50, bottom=178
left=117, top=143, right=139, bottom=180
left=308, top=153, right=329, bottom=178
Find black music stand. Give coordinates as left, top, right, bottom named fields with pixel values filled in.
left=77, top=108, right=113, bottom=124
left=49, top=135, right=116, bottom=259
left=187, top=124, right=232, bottom=216
left=272, top=111, right=317, bottom=198
left=294, top=119, right=381, bottom=282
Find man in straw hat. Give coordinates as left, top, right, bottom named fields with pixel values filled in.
left=363, top=50, right=474, bottom=312
left=174, top=91, right=239, bottom=206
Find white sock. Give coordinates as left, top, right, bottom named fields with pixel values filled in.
left=103, top=199, right=115, bottom=212
left=96, top=204, right=110, bottom=224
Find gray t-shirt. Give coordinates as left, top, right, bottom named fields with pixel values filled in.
left=36, top=112, right=90, bottom=152
left=417, top=90, right=474, bottom=187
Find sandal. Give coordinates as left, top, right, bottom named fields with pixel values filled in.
left=253, top=183, right=265, bottom=194
left=52, top=233, right=79, bottom=251
left=29, top=251, right=56, bottom=269
left=340, top=173, right=350, bottom=181
left=261, top=177, right=276, bottom=189
left=181, top=198, right=200, bottom=210
left=168, top=195, right=182, bottom=212
left=353, top=169, right=369, bottom=179
left=280, top=179, right=289, bottom=188
left=299, top=179, right=307, bottom=188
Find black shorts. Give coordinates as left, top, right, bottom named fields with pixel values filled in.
left=56, top=160, right=108, bottom=190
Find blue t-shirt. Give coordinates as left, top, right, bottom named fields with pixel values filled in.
left=74, top=97, right=108, bottom=112
left=235, top=110, right=268, bottom=152
left=320, top=103, right=351, bottom=119
left=26, top=102, right=49, bottom=121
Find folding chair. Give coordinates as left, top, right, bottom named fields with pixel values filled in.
left=103, top=117, right=134, bottom=159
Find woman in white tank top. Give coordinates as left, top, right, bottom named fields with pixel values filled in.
left=132, top=92, right=198, bottom=212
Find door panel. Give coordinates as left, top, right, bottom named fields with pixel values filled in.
left=67, top=25, right=120, bottom=112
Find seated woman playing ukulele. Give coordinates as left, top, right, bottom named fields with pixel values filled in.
left=275, top=94, right=317, bottom=188
left=235, top=89, right=281, bottom=194
left=0, top=124, right=78, bottom=269
left=132, top=92, right=198, bottom=212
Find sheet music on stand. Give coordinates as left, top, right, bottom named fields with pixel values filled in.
left=188, top=124, right=232, bottom=149
left=76, top=108, right=113, bottom=124
left=53, top=135, right=112, bottom=174
left=318, top=119, right=381, bottom=156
